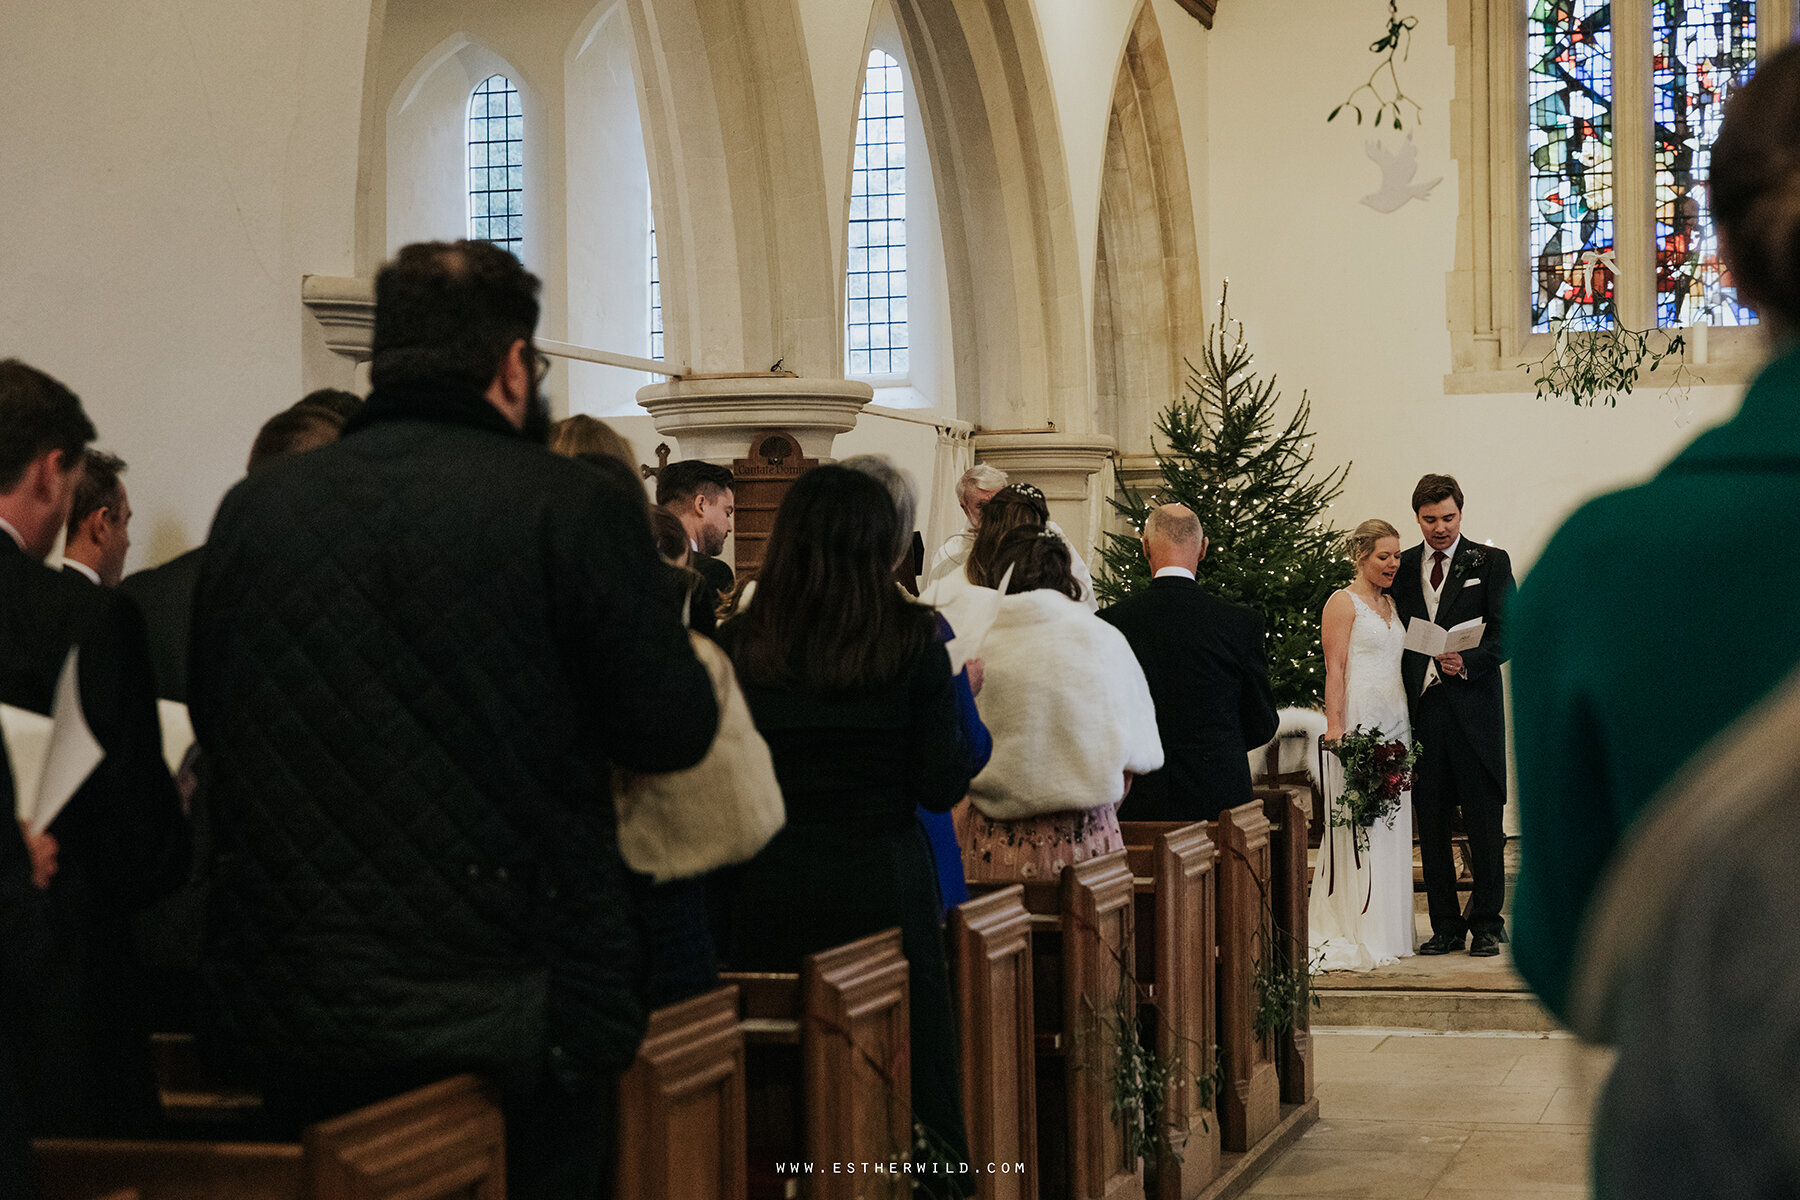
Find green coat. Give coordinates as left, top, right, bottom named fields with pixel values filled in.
left=1512, top=343, right=1800, bottom=1022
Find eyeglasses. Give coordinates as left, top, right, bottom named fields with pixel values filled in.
left=531, top=350, right=553, bottom=382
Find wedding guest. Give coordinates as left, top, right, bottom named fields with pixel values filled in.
left=1099, top=503, right=1279, bottom=822
left=925, top=470, right=1098, bottom=607
left=1566, top=667, right=1800, bottom=1198
left=1511, top=40, right=1800, bottom=1024
left=190, top=241, right=717, bottom=1198
left=656, top=459, right=736, bottom=599
left=61, top=450, right=130, bottom=587
left=923, top=463, right=1007, bottom=586
left=0, top=361, right=189, bottom=1141
left=841, top=453, right=992, bottom=913
left=717, top=465, right=977, bottom=1182
left=962, top=527, right=1162, bottom=882
left=550, top=413, right=636, bottom=469
left=121, top=399, right=347, bottom=705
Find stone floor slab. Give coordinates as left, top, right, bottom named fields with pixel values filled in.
left=1242, top=1147, right=1451, bottom=1198
left=1432, top=1128, right=1589, bottom=1193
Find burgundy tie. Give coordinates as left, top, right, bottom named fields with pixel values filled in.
left=1430, top=550, right=1446, bottom=591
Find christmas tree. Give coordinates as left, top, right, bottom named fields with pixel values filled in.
left=1097, top=283, right=1351, bottom=709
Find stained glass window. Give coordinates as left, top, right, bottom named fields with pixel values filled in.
left=1654, top=1, right=1758, bottom=326
left=848, top=50, right=907, bottom=376
left=468, top=75, right=523, bottom=255
left=1528, top=2, right=1615, bottom=331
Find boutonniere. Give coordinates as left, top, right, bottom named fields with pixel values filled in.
left=1464, top=546, right=1488, bottom=572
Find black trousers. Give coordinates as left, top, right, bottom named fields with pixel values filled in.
left=1413, top=690, right=1507, bottom=939
left=263, top=1060, right=618, bottom=1200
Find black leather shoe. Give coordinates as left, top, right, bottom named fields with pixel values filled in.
left=1418, top=931, right=1466, bottom=955
left=1469, top=932, right=1501, bottom=957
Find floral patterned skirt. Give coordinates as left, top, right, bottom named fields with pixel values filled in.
left=960, top=803, right=1124, bottom=883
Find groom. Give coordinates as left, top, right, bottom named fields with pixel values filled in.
left=1390, top=474, right=1516, bottom=957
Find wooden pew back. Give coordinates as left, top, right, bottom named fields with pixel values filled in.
left=617, top=986, right=747, bottom=1200
left=724, top=928, right=913, bottom=1199
left=36, top=1075, right=503, bottom=1200
left=1255, top=785, right=1316, bottom=1105
left=948, top=887, right=1037, bottom=1200
left=1120, top=821, right=1221, bottom=1200
left=1208, top=802, right=1280, bottom=1153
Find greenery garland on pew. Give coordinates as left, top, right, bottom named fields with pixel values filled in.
left=1087, top=972, right=1223, bottom=1173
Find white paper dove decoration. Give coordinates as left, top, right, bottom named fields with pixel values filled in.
left=1361, top=135, right=1441, bottom=213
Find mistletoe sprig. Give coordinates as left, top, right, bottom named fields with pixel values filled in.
left=1327, top=1, right=1424, bottom=131
left=1522, top=320, right=1693, bottom=409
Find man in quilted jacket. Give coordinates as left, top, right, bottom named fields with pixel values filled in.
left=189, top=241, right=719, bottom=1199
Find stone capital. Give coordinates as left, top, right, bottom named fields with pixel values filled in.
left=637, top=376, right=871, bottom=463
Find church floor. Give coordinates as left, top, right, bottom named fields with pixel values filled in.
left=1258, top=842, right=1609, bottom=1196
left=1245, top=1030, right=1611, bottom=1197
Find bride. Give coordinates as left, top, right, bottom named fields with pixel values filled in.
left=1309, top=519, right=1416, bottom=970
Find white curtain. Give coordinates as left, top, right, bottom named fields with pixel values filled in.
left=926, top=420, right=975, bottom=560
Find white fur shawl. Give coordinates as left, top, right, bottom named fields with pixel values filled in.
left=969, top=589, right=1164, bottom=820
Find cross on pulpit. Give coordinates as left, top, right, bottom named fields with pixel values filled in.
left=639, top=442, right=671, bottom=482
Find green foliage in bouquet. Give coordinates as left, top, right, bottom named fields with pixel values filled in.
left=1327, top=724, right=1422, bottom=853
left=1097, top=282, right=1353, bottom=708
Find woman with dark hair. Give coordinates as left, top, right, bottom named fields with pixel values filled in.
left=718, top=465, right=977, bottom=1181
left=961, top=527, right=1162, bottom=883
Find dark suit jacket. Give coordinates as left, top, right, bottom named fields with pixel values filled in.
left=119, top=546, right=203, bottom=703
left=694, top=550, right=734, bottom=599
left=1390, top=538, right=1515, bottom=790
left=1099, top=575, right=1280, bottom=822
left=0, top=535, right=190, bottom=1135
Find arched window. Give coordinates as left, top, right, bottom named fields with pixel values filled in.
left=468, top=74, right=523, bottom=255
left=848, top=49, right=907, bottom=376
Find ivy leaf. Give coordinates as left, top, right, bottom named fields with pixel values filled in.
left=1329, top=104, right=1344, bottom=122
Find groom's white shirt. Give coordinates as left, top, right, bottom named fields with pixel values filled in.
left=1420, top=534, right=1463, bottom=691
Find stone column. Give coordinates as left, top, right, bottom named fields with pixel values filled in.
left=636, top=375, right=872, bottom=464
left=971, top=431, right=1116, bottom=561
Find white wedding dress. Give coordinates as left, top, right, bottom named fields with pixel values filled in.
left=1308, top=590, right=1416, bottom=970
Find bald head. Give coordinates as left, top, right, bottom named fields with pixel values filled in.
left=1142, top=504, right=1205, bottom=573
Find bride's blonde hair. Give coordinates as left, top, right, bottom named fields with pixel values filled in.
left=1345, top=518, right=1400, bottom=564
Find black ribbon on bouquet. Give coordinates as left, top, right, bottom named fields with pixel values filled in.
left=1320, top=739, right=1376, bottom=915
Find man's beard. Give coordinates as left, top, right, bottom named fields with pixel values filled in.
left=521, top=383, right=553, bottom=445
left=703, top=527, right=727, bottom=556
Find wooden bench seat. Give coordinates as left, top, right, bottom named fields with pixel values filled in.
left=947, top=886, right=1037, bottom=1200
left=1209, top=801, right=1281, bottom=1153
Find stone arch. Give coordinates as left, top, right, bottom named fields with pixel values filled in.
left=1093, top=0, right=1203, bottom=457
left=385, top=34, right=537, bottom=256
left=622, top=0, right=838, bottom=377
left=886, top=0, right=1089, bottom=430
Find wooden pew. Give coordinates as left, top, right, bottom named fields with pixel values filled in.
left=1208, top=801, right=1280, bottom=1153
left=975, top=852, right=1143, bottom=1200
left=35, top=1074, right=504, bottom=1200
left=1255, top=785, right=1316, bottom=1106
left=617, top=985, right=747, bottom=1200
left=724, top=929, right=913, bottom=1199
left=1118, top=822, right=1221, bottom=1200
left=947, top=886, right=1037, bottom=1200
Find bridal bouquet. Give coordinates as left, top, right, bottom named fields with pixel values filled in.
left=1326, top=726, right=1421, bottom=853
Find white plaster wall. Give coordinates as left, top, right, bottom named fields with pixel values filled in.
left=565, top=2, right=657, bottom=417
left=0, top=0, right=373, bottom=570
left=1205, top=0, right=1747, bottom=572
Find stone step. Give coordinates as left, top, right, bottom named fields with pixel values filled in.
left=1315, top=987, right=1559, bottom=1033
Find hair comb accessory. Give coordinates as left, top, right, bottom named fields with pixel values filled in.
left=1006, top=482, right=1047, bottom=502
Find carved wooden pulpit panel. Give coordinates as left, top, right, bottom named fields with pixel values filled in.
left=731, top=431, right=817, bottom=581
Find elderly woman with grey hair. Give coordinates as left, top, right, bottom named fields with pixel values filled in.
left=922, top=463, right=1098, bottom=609
left=841, top=454, right=993, bottom=914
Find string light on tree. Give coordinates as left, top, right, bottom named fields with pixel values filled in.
left=1096, top=280, right=1352, bottom=709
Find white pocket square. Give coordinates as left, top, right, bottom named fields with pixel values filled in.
left=1463, top=577, right=1482, bottom=587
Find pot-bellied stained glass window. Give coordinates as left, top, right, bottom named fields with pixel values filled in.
left=1654, top=0, right=1758, bottom=327
left=848, top=50, right=907, bottom=377
left=1529, top=2, right=1615, bottom=331
left=469, top=75, right=523, bottom=256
